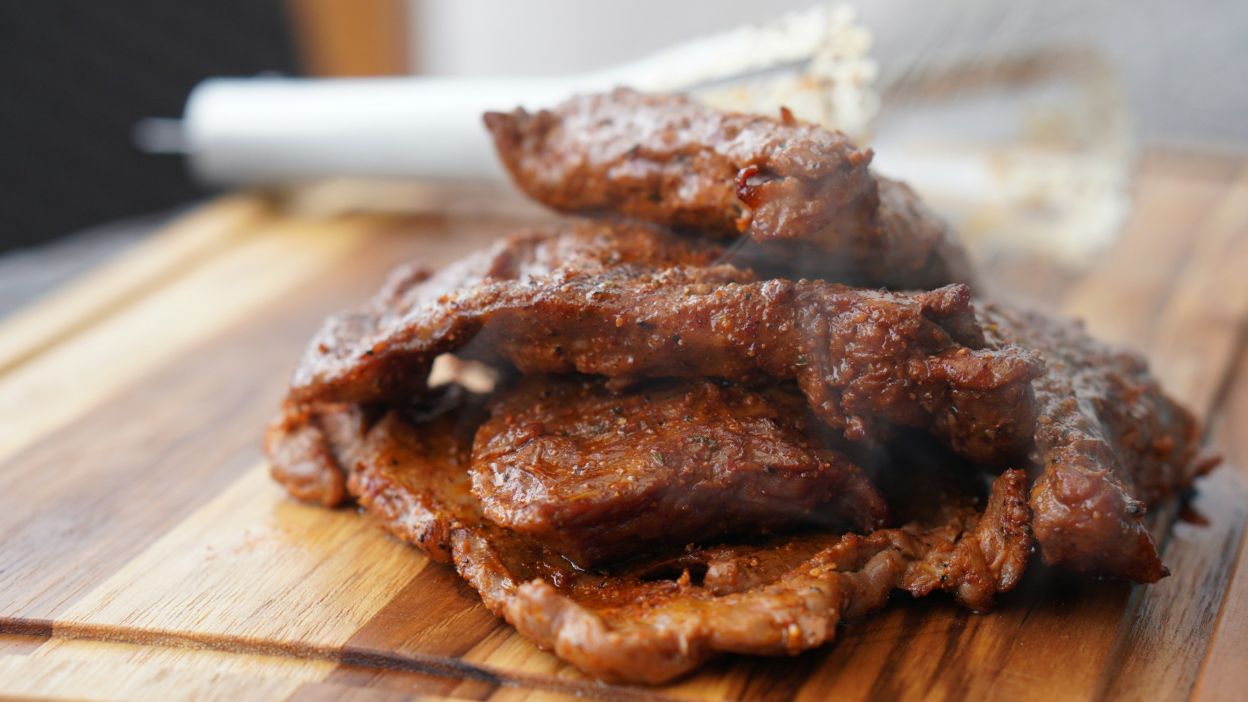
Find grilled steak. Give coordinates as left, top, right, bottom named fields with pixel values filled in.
left=469, top=470, right=1028, bottom=683
left=346, top=401, right=1030, bottom=684
left=981, top=304, right=1218, bottom=582
left=287, top=226, right=1041, bottom=468
left=470, top=375, right=888, bottom=567
left=484, top=88, right=973, bottom=289
left=261, top=88, right=1214, bottom=683
left=264, top=403, right=374, bottom=507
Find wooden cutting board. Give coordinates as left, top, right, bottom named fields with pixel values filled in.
left=1, top=149, right=1246, bottom=701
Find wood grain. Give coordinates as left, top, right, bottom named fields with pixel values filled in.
left=0, top=637, right=334, bottom=701
left=0, top=152, right=1245, bottom=701
left=0, top=196, right=269, bottom=377
left=59, top=466, right=427, bottom=647
left=1094, top=165, right=1248, bottom=700
left=0, top=211, right=371, bottom=460
left=1190, top=347, right=1248, bottom=702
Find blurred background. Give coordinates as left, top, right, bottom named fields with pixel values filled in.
left=2, top=0, right=1246, bottom=312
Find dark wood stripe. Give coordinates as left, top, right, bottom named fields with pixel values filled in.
left=329, top=564, right=504, bottom=698
left=0, top=617, right=52, bottom=638
left=1189, top=348, right=1248, bottom=700
left=864, top=600, right=951, bottom=700
left=342, top=560, right=505, bottom=661
left=0, top=617, right=52, bottom=656
left=316, top=664, right=495, bottom=700
left=1095, top=367, right=1248, bottom=699
left=3, top=616, right=673, bottom=702
left=1087, top=169, right=1248, bottom=700
left=723, top=647, right=831, bottom=702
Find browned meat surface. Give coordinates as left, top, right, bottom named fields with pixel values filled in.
left=617, top=464, right=1033, bottom=611
left=288, top=227, right=1041, bottom=467
left=347, top=390, right=488, bottom=563
left=266, top=218, right=725, bottom=510
left=259, top=86, right=1219, bottom=686
left=896, top=468, right=1033, bottom=610
left=485, top=89, right=873, bottom=239
left=348, top=405, right=1030, bottom=684
left=313, top=219, right=726, bottom=380
left=980, top=304, right=1217, bottom=582
left=471, top=375, right=888, bottom=567
left=264, top=403, right=374, bottom=507
left=484, top=88, right=972, bottom=289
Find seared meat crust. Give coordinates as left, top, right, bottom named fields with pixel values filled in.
left=264, top=403, right=374, bottom=507
left=347, top=390, right=489, bottom=564
left=476, top=471, right=1029, bottom=684
left=261, top=86, right=1217, bottom=686
left=980, top=304, right=1217, bottom=582
left=484, top=88, right=972, bottom=289
left=348, top=402, right=1031, bottom=684
left=471, top=375, right=888, bottom=567
left=288, top=225, right=1041, bottom=467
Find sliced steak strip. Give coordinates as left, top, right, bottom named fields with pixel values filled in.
left=980, top=304, right=1217, bottom=582
left=470, top=375, right=888, bottom=568
left=349, top=404, right=1031, bottom=684
left=287, top=228, right=1041, bottom=468
left=346, top=389, right=487, bottom=563
left=461, top=471, right=1028, bottom=684
left=484, top=88, right=972, bottom=289
left=264, top=403, right=374, bottom=507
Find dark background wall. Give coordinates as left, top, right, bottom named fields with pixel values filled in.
left=0, top=1, right=300, bottom=254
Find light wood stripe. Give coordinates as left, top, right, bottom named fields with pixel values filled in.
left=60, top=465, right=428, bottom=646
left=0, top=196, right=270, bottom=377
left=0, top=222, right=396, bottom=620
left=0, top=214, right=368, bottom=462
left=0, top=636, right=333, bottom=701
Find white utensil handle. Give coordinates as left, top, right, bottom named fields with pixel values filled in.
left=184, top=76, right=598, bottom=185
